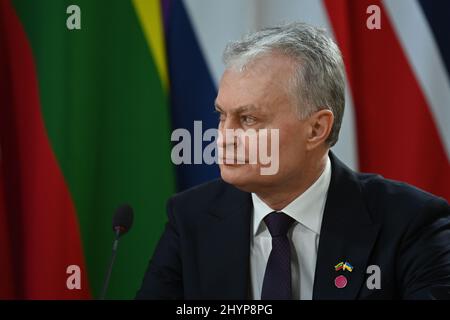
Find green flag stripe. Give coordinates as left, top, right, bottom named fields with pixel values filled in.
left=13, top=0, right=175, bottom=298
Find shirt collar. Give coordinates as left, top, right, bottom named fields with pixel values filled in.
left=252, top=155, right=332, bottom=236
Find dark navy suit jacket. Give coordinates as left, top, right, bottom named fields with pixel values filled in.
left=136, top=153, right=450, bottom=299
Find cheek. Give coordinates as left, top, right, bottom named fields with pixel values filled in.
left=278, top=128, right=307, bottom=166
left=280, top=134, right=305, bottom=154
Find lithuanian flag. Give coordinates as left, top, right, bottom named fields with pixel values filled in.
left=0, top=0, right=175, bottom=299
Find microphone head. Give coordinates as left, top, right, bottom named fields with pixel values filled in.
left=112, top=204, right=134, bottom=236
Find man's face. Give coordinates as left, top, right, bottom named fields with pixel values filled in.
left=215, top=54, right=311, bottom=193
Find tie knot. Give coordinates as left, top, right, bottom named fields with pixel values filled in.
left=264, top=211, right=295, bottom=237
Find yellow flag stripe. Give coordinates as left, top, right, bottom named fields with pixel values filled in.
left=132, top=0, right=169, bottom=89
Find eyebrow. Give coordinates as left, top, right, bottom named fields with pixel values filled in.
left=214, top=102, right=260, bottom=114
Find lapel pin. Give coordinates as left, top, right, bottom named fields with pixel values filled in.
left=334, top=275, right=348, bottom=289
left=334, top=261, right=344, bottom=271
left=343, top=261, right=353, bottom=272
left=335, top=261, right=353, bottom=272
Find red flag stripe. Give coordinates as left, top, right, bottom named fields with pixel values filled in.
left=0, top=158, right=16, bottom=298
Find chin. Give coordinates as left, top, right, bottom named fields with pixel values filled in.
left=219, top=164, right=261, bottom=192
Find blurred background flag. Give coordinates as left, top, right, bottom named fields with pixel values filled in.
left=0, top=0, right=448, bottom=299
left=164, top=0, right=449, bottom=199
left=0, top=0, right=174, bottom=299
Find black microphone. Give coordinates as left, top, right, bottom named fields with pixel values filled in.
left=99, top=204, right=134, bottom=300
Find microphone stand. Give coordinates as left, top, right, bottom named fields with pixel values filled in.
left=99, top=228, right=121, bottom=300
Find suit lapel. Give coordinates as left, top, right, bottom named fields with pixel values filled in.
left=313, top=154, right=380, bottom=300
left=202, top=184, right=252, bottom=299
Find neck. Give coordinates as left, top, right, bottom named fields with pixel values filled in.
left=256, top=152, right=328, bottom=211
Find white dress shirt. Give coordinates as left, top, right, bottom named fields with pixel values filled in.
left=250, top=156, right=332, bottom=300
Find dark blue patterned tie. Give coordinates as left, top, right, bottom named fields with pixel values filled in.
left=261, top=211, right=295, bottom=300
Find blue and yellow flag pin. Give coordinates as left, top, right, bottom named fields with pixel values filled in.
left=335, top=261, right=353, bottom=272
left=343, top=262, right=353, bottom=272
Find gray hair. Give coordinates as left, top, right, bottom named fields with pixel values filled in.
left=223, top=22, right=345, bottom=147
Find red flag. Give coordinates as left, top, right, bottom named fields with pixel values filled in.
left=324, top=0, right=449, bottom=201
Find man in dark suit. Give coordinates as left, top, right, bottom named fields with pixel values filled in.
left=137, top=23, right=450, bottom=300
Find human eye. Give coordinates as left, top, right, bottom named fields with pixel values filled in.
left=241, top=115, right=256, bottom=126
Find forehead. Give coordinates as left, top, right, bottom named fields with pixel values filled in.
left=216, top=53, right=296, bottom=113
